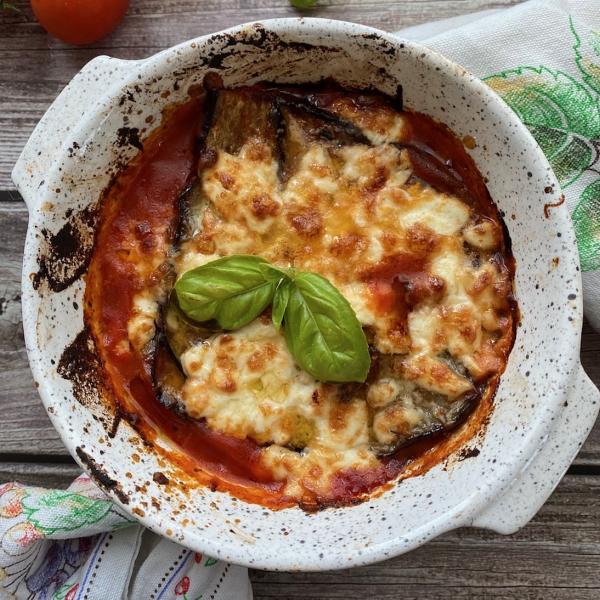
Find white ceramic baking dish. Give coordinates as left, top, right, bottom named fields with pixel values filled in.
left=13, top=19, right=600, bottom=571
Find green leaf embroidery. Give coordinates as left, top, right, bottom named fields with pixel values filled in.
left=204, top=557, right=218, bottom=567
left=21, top=490, right=112, bottom=535
left=571, top=15, right=600, bottom=96
left=485, top=66, right=600, bottom=187
left=572, top=179, right=600, bottom=271
left=52, top=583, right=77, bottom=600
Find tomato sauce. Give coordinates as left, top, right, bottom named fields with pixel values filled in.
left=402, top=112, right=492, bottom=214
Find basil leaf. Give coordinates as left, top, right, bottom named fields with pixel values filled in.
left=174, top=255, right=278, bottom=330
left=259, top=262, right=290, bottom=281
left=272, top=279, right=292, bottom=330
left=283, top=272, right=370, bottom=382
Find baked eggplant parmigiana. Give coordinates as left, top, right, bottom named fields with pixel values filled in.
left=86, top=80, right=517, bottom=509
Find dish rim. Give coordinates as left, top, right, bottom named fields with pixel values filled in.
left=17, top=17, right=586, bottom=570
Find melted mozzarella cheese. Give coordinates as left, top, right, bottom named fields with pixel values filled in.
left=180, top=319, right=317, bottom=446
left=128, top=288, right=163, bottom=352
left=179, top=318, right=380, bottom=494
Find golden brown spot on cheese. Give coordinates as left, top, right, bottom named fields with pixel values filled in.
left=247, top=343, right=277, bottom=372
left=463, top=219, right=500, bottom=251
left=364, top=166, right=388, bottom=194
left=288, top=207, right=323, bottom=238
left=405, top=223, right=439, bottom=256
left=251, top=194, right=280, bottom=219
left=330, top=233, right=365, bottom=257
left=216, top=171, right=235, bottom=190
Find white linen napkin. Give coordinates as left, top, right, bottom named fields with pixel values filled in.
left=396, top=0, right=600, bottom=331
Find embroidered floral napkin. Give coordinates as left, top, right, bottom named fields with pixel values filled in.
left=2, top=1, right=599, bottom=599
left=0, top=476, right=251, bottom=599
left=397, top=0, right=600, bottom=331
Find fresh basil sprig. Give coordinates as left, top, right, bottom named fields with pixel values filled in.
left=174, top=255, right=370, bottom=383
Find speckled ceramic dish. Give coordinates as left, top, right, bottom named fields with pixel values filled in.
left=13, top=19, right=600, bottom=570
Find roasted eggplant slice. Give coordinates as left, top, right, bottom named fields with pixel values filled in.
left=276, top=101, right=371, bottom=181
left=204, top=88, right=277, bottom=156
left=163, top=296, right=215, bottom=360
left=398, top=143, right=471, bottom=201
left=153, top=338, right=187, bottom=413
left=369, top=382, right=478, bottom=456
left=176, top=178, right=208, bottom=243
left=366, top=350, right=477, bottom=455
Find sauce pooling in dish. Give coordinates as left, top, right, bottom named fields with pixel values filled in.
left=86, top=81, right=517, bottom=509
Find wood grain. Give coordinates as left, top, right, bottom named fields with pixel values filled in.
left=0, top=461, right=80, bottom=489
left=250, top=477, right=600, bottom=598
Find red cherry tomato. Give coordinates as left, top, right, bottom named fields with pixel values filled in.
left=30, top=0, right=129, bottom=45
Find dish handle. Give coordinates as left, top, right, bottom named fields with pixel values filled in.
left=472, top=365, right=599, bottom=534
left=11, top=55, right=134, bottom=212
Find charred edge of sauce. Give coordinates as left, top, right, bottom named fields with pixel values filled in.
left=395, top=84, right=403, bottom=112
left=57, top=326, right=118, bottom=433
left=199, top=26, right=341, bottom=71
left=116, top=127, right=143, bottom=151
left=32, top=205, right=97, bottom=293
left=543, top=194, right=566, bottom=219
left=458, top=446, right=481, bottom=461
left=358, top=32, right=400, bottom=57
left=76, top=446, right=130, bottom=504
left=153, top=471, right=170, bottom=485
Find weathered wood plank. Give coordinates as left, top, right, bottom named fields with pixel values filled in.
left=250, top=474, right=600, bottom=598
left=0, top=463, right=598, bottom=598
left=0, top=0, right=521, bottom=190
left=0, top=202, right=69, bottom=454
left=0, top=197, right=598, bottom=458
left=0, top=461, right=80, bottom=489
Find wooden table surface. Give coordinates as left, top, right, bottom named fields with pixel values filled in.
left=1, top=0, right=599, bottom=597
